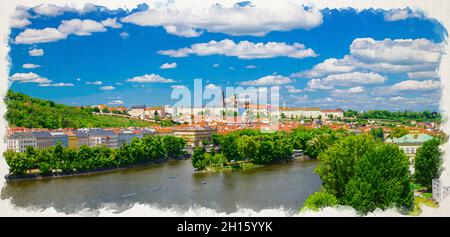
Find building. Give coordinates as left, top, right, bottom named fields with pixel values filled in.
left=117, top=130, right=143, bottom=147
left=320, top=109, right=344, bottom=120
left=173, top=126, right=217, bottom=147
left=6, top=132, right=36, bottom=152
left=129, top=105, right=146, bottom=119
left=432, top=179, right=450, bottom=203
left=279, top=108, right=322, bottom=119
left=145, top=106, right=166, bottom=119
left=66, top=131, right=78, bottom=149
left=31, top=131, right=53, bottom=149
left=74, top=130, right=89, bottom=148
left=84, top=129, right=118, bottom=148
left=385, top=134, right=434, bottom=157
left=51, top=132, right=69, bottom=147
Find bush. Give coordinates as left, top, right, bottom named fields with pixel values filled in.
left=303, top=191, right=339, bottom=211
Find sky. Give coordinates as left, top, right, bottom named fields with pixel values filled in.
left=7, top=1, right=447, bottom=111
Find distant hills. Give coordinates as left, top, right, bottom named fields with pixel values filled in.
left=5, top=90, right=154, bottom=129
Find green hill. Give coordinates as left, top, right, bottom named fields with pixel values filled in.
left=5, top=90, right=155, bottom=129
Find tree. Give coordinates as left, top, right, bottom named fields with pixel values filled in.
left=414, top=138, right=443, bottom=189
left=370, top=127, right=384, bottom=140
left=236, top=135, right=259, bottom=161
left=390, top=126, right=408, bottom=138
left=303, top=191, right=339, bottom=211
left=192, top=147, right=207, bottom=171
left=315, top=134, right=377, bottom=198
left=163, top=136, right=186, bottom=159
left=102, top=107, right=110, bottom=113
left=313, top=134, right=413, bottom=214
left=343, top=144, right=413, bottom=214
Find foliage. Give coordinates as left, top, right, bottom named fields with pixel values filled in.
left=390, top=126, right=408, bottom=138
left=192, top=147, right=207, bottom=171
left=302, top=190, right=339, bottom=211
left=162, top=136, right=187, bottom=159
left=313, top=134, right=413, bottom=214
left=347, top=110, right=441, bottom=122
left=370, top=127, right=384, bottom=140
left=4, top=136, right=186, bottom=176
left=5, top=90, right=154, bottom=128
left=414, top=138, right=443, bottom=189
left=342, top=143, right=413, bottom=214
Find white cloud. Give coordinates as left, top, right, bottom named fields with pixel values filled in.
left=389, top=96, right=406, bottom=101
left=246, top=65, right=257, bottom=69
left=331, top=86, right=366, bottom=96
left=372, top=80, right=441, bottom=96
left=171, top=85, right=187, bottom=89
left=10, top=6, right=32, bottom=29
left=127, top=74, right=176, bottom=83
left=9, top=72, right=51, bottom=84
left=58, top=19, right=106, bottom=36
left=240, top=75, right=292, bottom=86
left=28, top=48, right=44, bottom=57
left=15, top=17, right=120, bottom=44
left=39, top=82, right=74, bottom=87
left=108, top=100, right=124, bottom=105
left=101, top=18, right=122, bottom=29
left=158, top=39, right=316, bottom=59
left=17, top=28, right=67, bottom=44
left=76, top=78, right=81, bottom=81
left=86, top=81, right=103, bottom=85
left=119, top=31, right=129, bottom=39
left=407, top=71, right=439, bottom=79
left=293, top=38, right=443, bottom=77
left=100, top=86, right=115, bottom=90
left=205, top=84, right=220, bottom=90
left=350, top=38, right=442, bottom=66
left=120, top=1, right=323, bottom=37
left=160, top=62, right=177, bottom=69
left=212, top=64, right=220, bottom=68
left=390, top=80, right=441, bottom=91
left=291, top=57, right=355, bottom=78
left=384, top=8, right=423, bottom=22
left=32, top=3, right=97, bottom=17
left=307, top=72, right=386, bottom=90
left=22, top=63, right=40, bottom=69
left=285, top=85, right=303, bottom=93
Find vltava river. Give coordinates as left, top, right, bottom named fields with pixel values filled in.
left=1, top=159, right=321, bottom=214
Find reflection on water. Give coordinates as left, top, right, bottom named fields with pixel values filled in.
left=1, top=159, right=321, bottom=214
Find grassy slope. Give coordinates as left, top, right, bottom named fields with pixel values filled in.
left=5, top=90, right=155, bottom=128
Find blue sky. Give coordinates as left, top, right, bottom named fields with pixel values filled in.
left=8, top=2, right=446, bottom=111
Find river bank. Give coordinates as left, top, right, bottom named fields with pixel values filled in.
left=1, top=158, right=321, bottom=214
left=4, top=156, right=190, bottom=182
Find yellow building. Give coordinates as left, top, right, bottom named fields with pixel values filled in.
left=67, top=132, right=78, bottom=149
left=173, top=126, right=217, bottom=147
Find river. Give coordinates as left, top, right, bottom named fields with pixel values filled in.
left=1, top=159, right=321, bottom=215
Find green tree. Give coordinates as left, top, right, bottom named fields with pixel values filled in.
left=236, top=135, right=259, bottom=161
left=102, top=107, right=110, bottom=113
left=303, top=191, right=339, bottom=211
left=390, top=127, right=408, bottom=138
left=370, top=127, right=384, bottom=140
left=192, top=147, right=207, bottom=171
left=315, top=134, right=380, bottom=198
left=414, top=138, right=443, bottom=189
left=162, top=136, right=186, bottom=159
left=343, top=144, right=413, bottom=214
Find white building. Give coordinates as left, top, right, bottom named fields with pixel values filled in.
left=432, top=179, right=450, bottom=203
left=129, top=105, right=146, bottom=119
left=279, top=108, right=322, bottom=119
left=6, top=132, right=36, bottom=152
left=320, top=109, right=344, bottom=120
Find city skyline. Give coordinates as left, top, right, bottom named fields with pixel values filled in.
left=7, top=2, right=446, bottom=111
